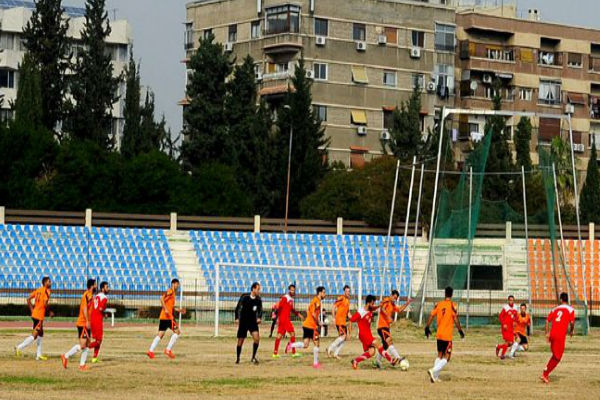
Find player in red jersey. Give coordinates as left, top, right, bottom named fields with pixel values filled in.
left=541, top=292, right=575, bottom=383
left=496, top=295, right=519, bottom=359
left=272, top=284, right=301, bottom=358
left=61, top=279, right=96, bottom=371
left=350, top=295, right=396, bottom=370
left=88, top=281, right=109, bottom=363
left=15, top=276, right=53, bottom=360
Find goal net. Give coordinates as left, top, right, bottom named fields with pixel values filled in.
left=212, top=263, right=362, bottom=337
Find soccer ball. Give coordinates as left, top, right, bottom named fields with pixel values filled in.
left=399, top=359, right=409, bottom=371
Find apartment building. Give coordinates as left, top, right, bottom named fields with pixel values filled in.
left=184, top=0, right=457, bottom=166
left=0, top=0, right=132, bottom=147
left=455, top=6, right=600, bottom=171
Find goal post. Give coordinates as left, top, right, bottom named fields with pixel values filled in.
left=214, top=262, right=362, bottom=337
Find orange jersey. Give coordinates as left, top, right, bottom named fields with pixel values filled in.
left=377, top=297, right=401, bottom=329
left=431, top=300, right=458, bottom=341
left=76, top=290, right=93, bottom=327
left=303, top=296, right=321, bottom=330
left=334, top=295, right=350, bottom=326
left=159, top=288, right=176, bottom=320
left=30, top=287, right=50, bottom=321
left=514, top=313, right=531, bottom=336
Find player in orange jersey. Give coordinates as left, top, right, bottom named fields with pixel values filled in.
left=377, top=290, right=411, bottom=364
left=15, top=276, right=53, bottom=360
left=511, top=303, right=531, bottom=357
left=425, top=286, right=465, bottom=383
left=147, top=279, right=186, bottom=360
left=326, top=285, right=352, bottom=359
left=61, top=279, right=96, bottom=371
left=286, top=286, right=326, bottom=369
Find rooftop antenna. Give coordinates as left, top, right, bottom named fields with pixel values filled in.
left=110, top=8, right=118, bottom=20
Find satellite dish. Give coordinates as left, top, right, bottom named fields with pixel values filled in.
left=470, top=81, right=478, bottom=91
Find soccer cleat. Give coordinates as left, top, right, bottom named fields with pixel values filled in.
left=499, top=355, right=506, bottom=360
left=272, top=354, right=280, bottom=359
left=333, top=355, right=341, bottom=360
left=495, top=345, right=500, bottom=358
left=312, top=362, right=322, bottom=369
left=61, top=354, right=68, bottom=369
left=391, top=357, right=401, bottom=367
left=164, top=349, right=176, bottom=359
left=146, top=351, right=155, bottom=359
left=91, top=357, right=99, bottom=364
left=291, top=353, right=302, bottom=358
left=352, top=360, right=358, bottom=370
left=14, top=347, right=22, bottom=357
left=428, top=369, right=436, bottom=383
left=285, top=342, right=292, bottom=354
left=326, top=348, right=333, bottom=358
left=235, top=359, right=240, bottom=364
left=36, top=355, right=48, bottom=361
left=78, top=365, right=89, bottom=372
left=251, top=358, right=260, bottom=365
left=540, top=375, right=549, bottom=384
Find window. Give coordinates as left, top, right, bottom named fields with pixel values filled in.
left=314, top=18, right=328, bottom=36
left=266, top=5, right=300, bottom=35
left=539, top=117, right=561, bottom=142
left=351, top=66, right=368, bottom=84
left=0, top=33, right=14, bottom=50
left=0, top=70, right=15, bottom=88
left=437, top=265, right=503, bottom=291
left=384, top=27, right=397, bottom=44
left=519, top=88, right=533, bottom=101
left=351, top=110, right=367, bottom=125
left=228, top=24, right=237, bottom=42
left=412, top=73, right=425, bottom=90
left=568, top=53, right=582, bottom=68
left=383, top=70, right=396, bottom=87
left=313, top=63, right=327, bottom=80
left=383, top=109, right=394, bottom=130
left=353, top=23, right=366, bottom=41
left=539, top=51, right=558, bottom=66
left=203, top=29, right=212, bottom=40
left=434, top=23, right=455, bottom=51
left=469, top=123, right=479, bottom=134
left=251, top=20, right=261, bottom=39
left=539, top=81, right=561, bottom=105
left=184, top=23, right=194, bottom=49
left=0, top=109, right=13, bottom=124
left=486, top=47, right=514, bottom=61
left=118, top=44, right=128, bottom=62
left=313, top=105, right=327, bottom=122
left=411, top=30, right=425, bottom=48
left=435, top=64, right=454, bottom=94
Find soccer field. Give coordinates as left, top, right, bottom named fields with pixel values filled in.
left=1, top=320, right=599, bottom=400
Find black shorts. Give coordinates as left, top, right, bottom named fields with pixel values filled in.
left=437, top=339, right=452, bottom=357
left=517, top=333, right=528, bottom=345
left=32, top=318, right=44, bottom=337
left=303, top=327, right=319, bottom=340
left=237, top=320, right=259, bottom=339
left=377, top=327, right=392, bottom=349
left=159, top=319, right=178, bottom=332
left=77, top=326, right=89, bottom=340
left=336, top=325, right=348, bottom=336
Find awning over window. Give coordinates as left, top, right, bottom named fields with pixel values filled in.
left=539, top=117, right=561, bottom=142
left=350, top=152, right=366, bottom=169
left=351, top=110, right=368, bottom=125
left=567, top=92, right=586, bottom=105
left=178, top=97, right=190, bottom=106
left=352, top=66, right=368, bottom=84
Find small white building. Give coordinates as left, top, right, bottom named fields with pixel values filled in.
left=0, top=0, right=132, bottom=148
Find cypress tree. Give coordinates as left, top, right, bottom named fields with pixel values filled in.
left=121, top=49, right=141, bottom=158
left=387, top=86, right=423, bottom=162
left=514, top=116, right=533, bottom=172
left=23, top=0, right=71, bottom=135
left=580, top=140, right=600, bottom=224
left=13, top=53, right=43, bottom=130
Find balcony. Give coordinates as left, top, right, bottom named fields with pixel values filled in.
left=262, top=33, right=303, bottom=54
left=589, top=55, right=600, bottom=73
left=591, top=95, right=600, bottom=119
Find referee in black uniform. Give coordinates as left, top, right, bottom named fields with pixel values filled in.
left=235, top=282, right=263, bottom=364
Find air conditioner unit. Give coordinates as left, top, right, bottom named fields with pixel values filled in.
left=426, top=81, right=436, bottom=93
left=255, top=72, right=263, bottom=81
left=224, top=42, right=234, bottom=52
left=483, top=74, right=493, bottom=84
left=380, top=129, right=391, bottom=141
left=316, top=36, right=326, bottom=46
left=355, top=41, right=367, bottom=51
left=565, top=104, right=575, bottom=114
left=306, top=70, right=314, bottom=79
left=410, top=47, right=421, bottom=59
left=357, top=126, right=368, bottom=135
left=377, top=35, right=387, bottom=45
left=573, top=143, right=585, bottom=152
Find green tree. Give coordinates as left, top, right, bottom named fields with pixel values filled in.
left=580, top=140, right=600, bottom=224
left=181, top=32, right=233, bottom=171
left=514, top=117, right=532, bottom=171
left=550, top=136, right=574, bottom=206
left=275, top=58, right=330, bottom=217
left=386, top=87, right=424, bottom=162
left=23, top=0, right=71, bottom=135
left=66, top=0, right=120, bottom=148
left=13, top=53, right=43, bottom=130
left=121, top=50, right=141, bottom=158
left=139, top=92, right=168, bottom=152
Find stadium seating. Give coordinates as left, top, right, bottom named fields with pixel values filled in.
left=0, top=224, right=177, bottom=292
left=189, top=230, right=412, bottom=297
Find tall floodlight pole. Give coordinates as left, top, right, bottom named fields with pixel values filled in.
left=521, top=165, right=533, bottom=332
left=399, top=156, right=417, bottom=296
left=283, top=104, right=293, bottom=233
left=381, top=160, right=401, bottom=302
left=566, top=113, right=590, bottom=332
left=407, top=163, right=425, bottom=319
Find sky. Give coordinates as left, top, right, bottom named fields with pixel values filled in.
left=61, top=0, right=599, bottom=136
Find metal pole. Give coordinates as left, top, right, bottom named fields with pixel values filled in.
left=419, top=106, right=446, bottom=326
left=407, top=163, right=425, bottom=319
left=567, top=114, right=590, bottom=332
left=553, top=163, right=572, bottom=301
left=358, top=269, right=363, bottom=310
left=381, top=160, right=401, bottom=301
left=284, top=122, right=293, bottom=233
left=178, top=281, right=183, bottom=329
left=194, top=278, right=198, bottom=326
left=522, top=166, right=533, bottom=332
left=214, top=263, right=220, bottom=337
left=466, top=166, right=473, bottom=330
left=399, top=156, right=417, bottom=294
